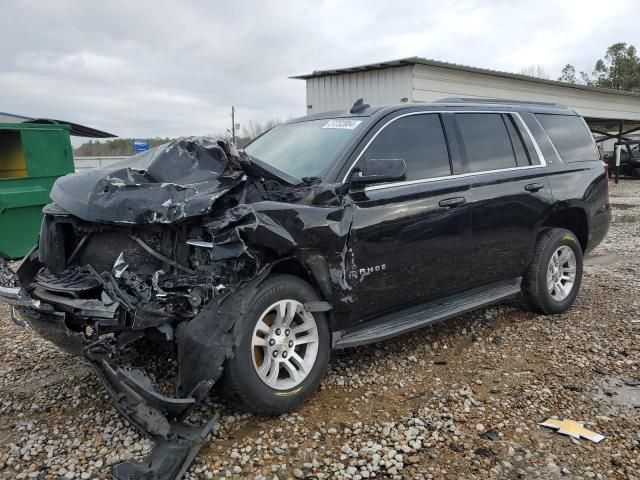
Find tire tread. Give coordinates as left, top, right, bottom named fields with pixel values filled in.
left=522, top=228, right=582, bottom=314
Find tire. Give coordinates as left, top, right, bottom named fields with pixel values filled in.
left=221, top=274, right=330, bottom=415
left=631, top=168, right=640, bottom=180
left=522, top=228, right=583, bottom=315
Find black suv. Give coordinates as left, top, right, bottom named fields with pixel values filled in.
left=0, top=98, right=610, bottom=478
left=604, top=142, right=640, bottom=179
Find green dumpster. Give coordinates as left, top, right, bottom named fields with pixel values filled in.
left=0, top=123, right=74, bottom=260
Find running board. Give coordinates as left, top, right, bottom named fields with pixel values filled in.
left=333, top=278, right=521, bottom=349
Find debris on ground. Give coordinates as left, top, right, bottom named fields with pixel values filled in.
left=539, top=419, right=605, bottom=443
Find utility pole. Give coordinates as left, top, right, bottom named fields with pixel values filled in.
left=231, top=106, right=236, bottom=146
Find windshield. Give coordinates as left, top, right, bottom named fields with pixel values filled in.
left=243, top=118, right=363, bottom=179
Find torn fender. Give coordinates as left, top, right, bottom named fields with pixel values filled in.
left=175, top=273, right=267, bottom=397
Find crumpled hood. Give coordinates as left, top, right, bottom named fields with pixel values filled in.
left=50, top=137, right=246, bottom=224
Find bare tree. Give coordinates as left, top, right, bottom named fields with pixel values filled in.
left=241, top=119, right=283, bottom=141
left=519, top=65, right=550, bottom=79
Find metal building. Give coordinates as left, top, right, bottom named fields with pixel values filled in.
left=291, top=57, right=640, bottom=145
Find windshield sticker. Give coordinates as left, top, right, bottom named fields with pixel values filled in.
left=322, top=119, right=362, bottom=130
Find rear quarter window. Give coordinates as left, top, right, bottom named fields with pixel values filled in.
left=535, top=114, right=596, bottom=163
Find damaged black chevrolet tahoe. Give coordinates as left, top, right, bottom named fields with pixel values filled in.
left=0, top=98, right=610, bottom=478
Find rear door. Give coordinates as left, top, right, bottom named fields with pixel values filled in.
left=452, top=112, right=554, bottom=285
left=346, top=112, right=472, bottom=321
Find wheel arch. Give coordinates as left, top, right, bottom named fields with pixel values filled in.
left=540, top=207, right=589, bottom=252
left=268, top=256, right=333, bottom=303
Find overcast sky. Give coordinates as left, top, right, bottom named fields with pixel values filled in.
left=1, top=0, right=637, bottom=141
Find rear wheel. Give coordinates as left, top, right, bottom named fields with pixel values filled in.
left=522, top=228, right=583, bottom=314
left=222, top=275, right=330, bottom=414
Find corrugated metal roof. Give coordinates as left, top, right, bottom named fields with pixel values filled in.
left=290, top=56, right=640, bottom=99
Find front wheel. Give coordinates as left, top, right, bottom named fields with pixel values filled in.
left=221, top=275, right=330, bottom=415
left=522, top=228, right=583, bottom=314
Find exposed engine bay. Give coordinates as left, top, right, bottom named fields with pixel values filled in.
left=3, top=138, right=355, bottom=479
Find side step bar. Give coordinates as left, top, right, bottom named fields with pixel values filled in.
left=333, top=278, right=521, bottom=349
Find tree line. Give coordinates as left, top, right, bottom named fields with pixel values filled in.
left=74, top=137, right=174, bottom=156
left=72, top=120, right=284, bottom=156
left=521, top=42, right=640, bottom=92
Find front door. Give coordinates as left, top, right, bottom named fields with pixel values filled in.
left=345, top=112, right=472, bottom=322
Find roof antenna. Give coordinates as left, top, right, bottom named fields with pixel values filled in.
left=350, top=98, right=370, bottom=114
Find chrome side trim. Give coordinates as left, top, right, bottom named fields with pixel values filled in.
left=364, top=164, right=546, bottom=192
left=342, top=110, right=548, bottom=184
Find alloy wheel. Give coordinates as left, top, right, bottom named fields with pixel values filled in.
left=251, top=299, right=319, bottom=390
left=546, top=245, right=577, bottom=301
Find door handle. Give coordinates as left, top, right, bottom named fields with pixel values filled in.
left=524, top=183, right=544, bottom=192
left=439, top=197, right=466, bottom=208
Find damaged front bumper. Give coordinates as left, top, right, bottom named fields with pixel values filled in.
left=0, top=284, right=35, bottom=307
left=0, top=284, right=49, bottom=330
left=8, top=302, right=217, bottom=480
left=85, top=340, right=216, bottom=480
left=2, top=263, right=268, bottom=480
left=4, top=286, right=221, bottom=480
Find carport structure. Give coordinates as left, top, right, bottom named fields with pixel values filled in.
left=292, top=56, right=640, bottom=155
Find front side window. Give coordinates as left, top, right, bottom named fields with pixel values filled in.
left=455, top=113, right=518, bottom=172
left=360, top=114, right=451, bottom=181
left=536, top=114, right=596, bottom=163
left=243, top=118, right=363, bottom=179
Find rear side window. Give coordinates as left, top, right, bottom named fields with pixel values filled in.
left=455, top=113, right=518, bottom=172
left=536, top=114, right=595, bottom=163
left=361, top=114, right=451, bottom=181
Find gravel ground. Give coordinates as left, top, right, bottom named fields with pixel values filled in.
left=1, top=179, right=639, bottom=480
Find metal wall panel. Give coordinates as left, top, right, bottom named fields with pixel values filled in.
left=305, top=66, right=412, bottom=113
left=412, top=64, right=640, bottom=122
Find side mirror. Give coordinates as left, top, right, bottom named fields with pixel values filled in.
left=350, top=158, right=407, bottom=184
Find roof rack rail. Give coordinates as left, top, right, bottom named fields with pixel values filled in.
left=433, top=97, right=566, bottom=107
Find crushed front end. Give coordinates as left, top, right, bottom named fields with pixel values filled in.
left=3, top=203, right=261, bottom=479
left=0, top=137, right=350, bottom=480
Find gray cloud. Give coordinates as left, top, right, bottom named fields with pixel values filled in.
left=1, top=0, right=636, bottom=139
